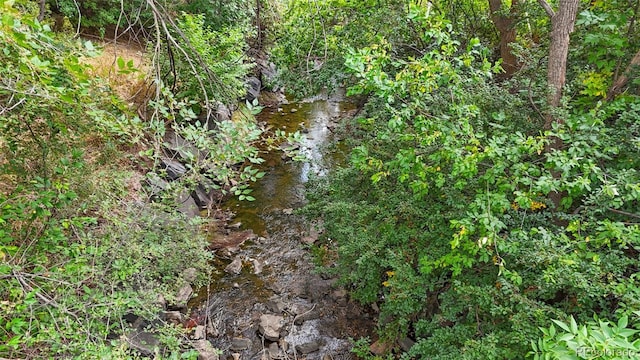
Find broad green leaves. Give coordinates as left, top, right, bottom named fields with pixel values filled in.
left=531, top=315, right=640, bottom=360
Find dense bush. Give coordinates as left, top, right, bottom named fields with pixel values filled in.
left=304, top=4, right=640, bottom=358
left=271, top=0, right=425, bottom=97
left=50, top=0, right=256, bottom=37
left=0, top=2, right=214, bottom=357
left=157, top=12, right=252, bottom=109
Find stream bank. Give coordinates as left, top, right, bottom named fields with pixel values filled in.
left=188, top=95, right=375, bottom=360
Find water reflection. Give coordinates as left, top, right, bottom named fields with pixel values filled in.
left=223, top=99, right=354, bottom=235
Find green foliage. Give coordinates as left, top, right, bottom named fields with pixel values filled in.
left=0, top=171, right=213, bottom=358
left=572, top=0, right=640, bottom=102
left=146, top=86, right=268, bottom=203
left=177, top=0, right=255, bottom=31
left=158, top=12, right=252, bottom=108
left=531, top=314, right=640, bottom=360
left=0, top=3, right=214, bottom=358
left=303, top=3, right=640, bottom=359
left=52, top=0, right=148, bottom=35
left=272, top=0, right=428, bottom=97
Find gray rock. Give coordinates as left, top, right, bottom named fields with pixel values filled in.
left=164, top=130, right=205, bottom=163
left=193, top=325, right=206, bottom=340
left=246, top=76, right=261, bottom=102
left=230, top=337, right=252, bottom=351
left=251, top=258, right=264, bottom=275
left=256, top=58, right=277, bottom=83
left=216, top=103, right=231, bottom=122
left=164, top=311, right=184, bottom=324
left=331, top=289, right=348, bottom=306
left=126, top=331, right=159, bottom=356
left=290, top=303, right=312, bottom=316
left=268, top=342, right=280, bottom=358
left=295, top=340, right=320, bottom=354
left=193, top=339, right=219, bottom=360
left=224, top=257, right=243, bottom=275
left=193, top=180, right=217, bottom=209
left=301, top=227, right=321, bottom=245
left=331, top=289, right=348, bottom=299
left=266, top=296, right=287, bottom=313
left=371, top=302, right=380, bottom=313
left=174, top=284, right=193, bottom=309
left=300, top=235, right=317, bottom=245
left=145, top=173, right=169, bottom=197
left=293, top=308, right=319, bottom=325
left=306, top=278, right=333, bottom=302
left=201, top=102, right=232, bottom=131
left=259, top=314, right=285, bottom=341
left=288, top=279, right=307, bottom=298
left=176, top=190, right=200, bottom=217
left=160, top=157, right=187, bottom=180
left=398, top=337, right=415, bottom=352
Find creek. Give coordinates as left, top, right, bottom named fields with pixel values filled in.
left=189, top=95, right=375, bottom=360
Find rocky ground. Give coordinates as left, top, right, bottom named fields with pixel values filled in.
left=132, top=85, right=377, bottom=359
left=185, top=208, right=376, bottom=360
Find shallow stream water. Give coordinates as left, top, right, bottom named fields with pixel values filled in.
left=190, top=96, right=374, bottom=360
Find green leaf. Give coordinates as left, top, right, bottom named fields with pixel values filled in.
left=552, top=319, right=571, bottom=333
left=117, top=56, right=125, bottom=70
left=618, top=315, right=629, bottom=330
left=570, top=317, right=578, bottom=334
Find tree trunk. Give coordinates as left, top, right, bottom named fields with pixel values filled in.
left=540, top=0, right=579, bottom=131
left=38, top=0, right=46, bottom=22
left=488, top=0, right=520, bottom=77
left=256, top=0, right=262, bottom=52
left=538, top=0, right=579, bottom=211
left=607, top=49, right=640, bottom=100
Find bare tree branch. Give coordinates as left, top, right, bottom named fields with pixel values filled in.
left=607, top=48, right=640, bottom=100
left=538, top=0, right=555, bottom=17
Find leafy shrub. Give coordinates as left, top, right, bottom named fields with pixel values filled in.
left=157, top=12, right=252, bottom=110
left=271, top=0, right=426, bottom=97
left=531, top=314, right=640, bottom=360
left=304, top=4, right=640, bottom=359
left=0, top=3, right=214, bottom=357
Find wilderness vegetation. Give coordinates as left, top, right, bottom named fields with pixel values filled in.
left=1, top=0, right=639, bottom=359
left=0, top=0, right=270, bottom=358
left=279, top=0, right=640, bottom=359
